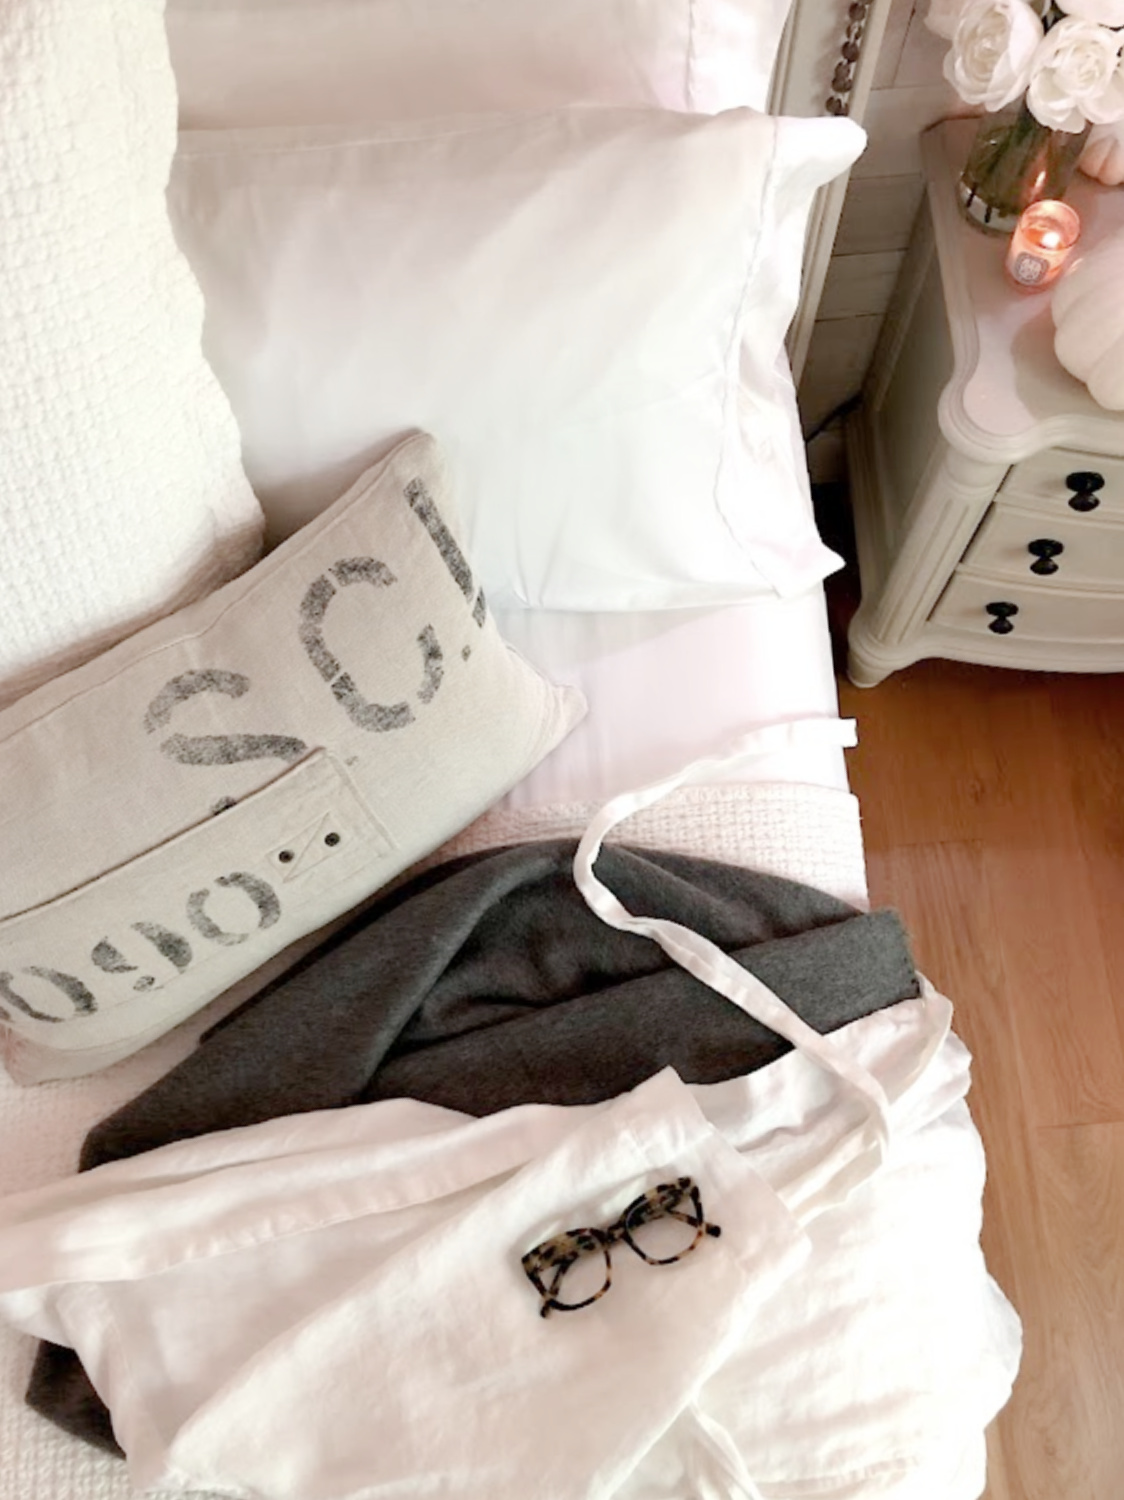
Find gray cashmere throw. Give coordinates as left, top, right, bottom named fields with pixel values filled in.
left=30, top=840, right=919, bottom=1452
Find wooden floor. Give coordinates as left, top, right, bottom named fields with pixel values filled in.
left=835, top=656, right=1124, bottom=1500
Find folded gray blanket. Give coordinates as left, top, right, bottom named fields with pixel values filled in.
left=30, top=840, right=919, bottom=1453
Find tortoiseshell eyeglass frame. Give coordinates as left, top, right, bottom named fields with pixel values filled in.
left=521, top=1176, right=722, bottom=1319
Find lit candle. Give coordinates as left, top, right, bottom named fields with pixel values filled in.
left=1005, top=200, right=1081, bottom=293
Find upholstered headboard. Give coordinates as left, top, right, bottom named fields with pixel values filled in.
left=773, top=0, right=895, bottom=381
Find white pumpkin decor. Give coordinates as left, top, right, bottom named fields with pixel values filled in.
left=1079, top=121, right=1124, bottom=188
left=1052, top=226, right=1124, bottom=411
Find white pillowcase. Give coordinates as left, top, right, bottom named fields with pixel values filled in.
left=0, top=0, right=264, bottom=710
left=168, top=108, right=865, bottom=611
left=166, top=0, right=795, bottom=127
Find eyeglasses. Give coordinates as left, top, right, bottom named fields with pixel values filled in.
left=521, top=1176, right=722, bottom=1318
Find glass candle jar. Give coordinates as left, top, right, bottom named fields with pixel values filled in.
left=1005, top=200, right=1081, bottom=292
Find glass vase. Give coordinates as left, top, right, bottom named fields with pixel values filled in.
left=957, top=101, right=1090, bottom=235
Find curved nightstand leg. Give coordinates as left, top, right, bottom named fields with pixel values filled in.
left=846, top=613, right=927, bottom=687
left=846, top=645, right=887, bottom=689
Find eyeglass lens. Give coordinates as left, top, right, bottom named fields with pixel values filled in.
left=547, top=1239, right=612, bottom=1310
left=623, top=1184, right=705, bottom=1265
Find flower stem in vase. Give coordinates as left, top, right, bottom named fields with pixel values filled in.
left=958, top=101, right=1090, bottom=236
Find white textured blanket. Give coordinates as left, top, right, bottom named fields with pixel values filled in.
left=0, top=0, right=262, bottom=707
left=0, top=781, right=867, bottom=1499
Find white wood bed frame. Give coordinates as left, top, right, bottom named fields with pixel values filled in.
left=775, top=0, right=895, bottom=383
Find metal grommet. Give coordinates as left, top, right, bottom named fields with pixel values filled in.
left=324, top=832, right=341, bottom=847
left=278, top=849, right=295, bottom=864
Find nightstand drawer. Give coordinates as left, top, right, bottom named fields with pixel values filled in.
left=930, top=573, right=1124, bottom=641
left=999, top=450, right=1124, bottom=519
left=961, top=503, right=1124, bottom=587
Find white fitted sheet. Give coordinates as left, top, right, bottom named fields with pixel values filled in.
left=494, top=584, right=847, bottom=809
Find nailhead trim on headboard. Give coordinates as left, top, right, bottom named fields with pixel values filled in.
left=826, top=0, right=873, bottom=115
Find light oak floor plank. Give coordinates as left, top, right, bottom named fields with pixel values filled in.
left=861, top=841, right=1039, bottom=1304
left=1027, top=1122, right=1124, bottom=1500
left=836, top=658, right=1124, bottom=1500
left=843, top=664, right=1124, bottom=1125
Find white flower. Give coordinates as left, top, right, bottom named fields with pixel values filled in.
left=944, top=0, right=1045, bottom=107
left=944, top=0, right=1045, bottom=110
left=1027, top=16, right=1124, bottom=131
left=1056, top=0, right=1124, bottom=26
left=925, top=0, right=967, bottom=40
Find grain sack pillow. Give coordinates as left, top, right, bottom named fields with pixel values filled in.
left=0, top=434, right=584, bottom=1085
left=0, top=0, right=265, bottom=709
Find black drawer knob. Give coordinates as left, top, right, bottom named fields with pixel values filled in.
left=985, top=601, right=1019, bottom=634
left=1067, top=471, right=1104, bottom=512
left=1027, top=538, right=1064, bottom=575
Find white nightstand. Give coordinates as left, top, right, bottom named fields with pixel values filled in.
left=846, top=117, right=1124, bottom=688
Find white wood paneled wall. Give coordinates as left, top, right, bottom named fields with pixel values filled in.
left=800, top=0, right=975, bottom=481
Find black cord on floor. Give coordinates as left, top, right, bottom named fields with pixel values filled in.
left=803, top=392, right=862, bottom=447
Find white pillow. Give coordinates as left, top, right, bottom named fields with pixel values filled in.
left=168, top=108, right=865, bottom=611
left=0, top=0, right=265, bottom=710
left=0, top=433, right=584, bottom=1084
left=166, top=0, right=795, bottom=128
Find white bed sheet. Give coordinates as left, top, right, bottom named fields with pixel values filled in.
left=0, top=584, right=860, bottom=1498
left=494, top=584, right=848, bottom=809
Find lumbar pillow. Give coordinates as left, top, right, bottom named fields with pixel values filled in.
left=167, top=107, right=866, bottom=611
left=0, top=434, right=584, bottom=1084
left=0, top=0, right=264, bottom=709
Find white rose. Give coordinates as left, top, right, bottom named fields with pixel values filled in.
left=944, top=0, right=1045, bottom=110
left=1056, top=0, right=1124, bottom=26
left=1027, top=16, right=1124, bottom=131
left=926, top=0, right=967, bottom=40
